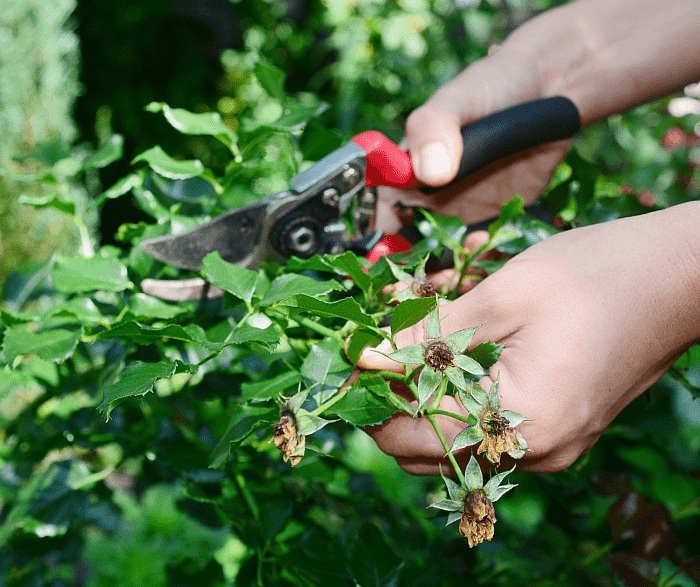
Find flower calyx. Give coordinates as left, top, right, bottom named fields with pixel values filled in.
left=269, top=389, right=333, bottom=467
left=451, top=377, right=530, bottom=466
left=386, top=257, right=438, bottom=301
left=428, top=455, right=516, bottom=547
left=385, top=305, right=486, bottom=407
left=269, top=408, right=305, bottom=467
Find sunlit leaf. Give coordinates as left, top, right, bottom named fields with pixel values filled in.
left=202, top=251, right=259, bottom=303
left=279, top=294, right=375, bottom=327
left=52, top=254, right=133, bottom=293
left=390, top=296, right=436, bottom=338
left=451, top=424, right=483, bottom=453
left=2, top=326, right=80, bottom=364
left=259, top=273, right=344, bottom=307
left=98, top=359, right=178, bottom=419
left=330, top=387, right=396, bottom=426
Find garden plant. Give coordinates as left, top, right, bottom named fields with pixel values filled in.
left=1, top=1, right=700, bottom=586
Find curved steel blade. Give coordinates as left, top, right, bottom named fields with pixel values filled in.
left=140, top=200, right=269, bottom=270
left=141, top=277, right=224, bottom=301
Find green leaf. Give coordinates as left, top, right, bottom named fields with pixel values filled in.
left=296, top=411, right=334, bottom=435
left=501, top=410, right=530, bottom=427
left=425, top=305, right=442, bottom=340
left=483, top=465, right=517, bottom=502
left=452, top=354, right=485, bottom=377
left=464, top=455, right=484, bottom=491
left=467, top=341, right=503, bottom=370
left=43, top=298, right=105, bottom=326
left=390, top=296, right=437, bottom=338
left=327, top=251, right=373, bottom=296
left=98, top=359, right=178, bottom=419
left=82, top=134, right=124, bottom=170
left=146, top=102, right=235, bottom=141
left=444, top=365, right=466, bottom=391
left=445, top=324, right=481, bottom=355
left=457, top=387, right=485, bottom=417
left=346, top=328, right=385, bottom=365
left=301, top=338, right=352, bottom=404
left=52, top=254, right=134, bottom=293
left=260, top=273, right=344, bottom=307
left=19, top=194, right=76, bottom=216
left=488, top=376, right=501, bottom=409
left=202, top=251, right=259, bottom=303
left=271, top=103, right=327, bottom=132
left=386, top=344, right=425, bottom=366
left=91, top=173, right=142, bottom=209
left=2, top=326, right=80, bottom=364
left=441, top=467, right=467, bottom=502
left=488, top=195, right=525, bottom=238
left=209, top=404, right=279, bottom=468
left=98, top=321, right=197, bottom=346
left=280, top=294, right=375, bottom=328
left=349, top=523, right=404, bottom=587
left=299, top=120, right=345, bottom=161
left=427, top=499, right=463, bottom=512
left=416, top=367, right=441, bottom=407
left=358, top=373, right=417, bottom=416
left=132, top=145, right=205, bottom=180
left=331, top=387, right=396, bottom=426
left=254, top=60, right=286, bottom=101
left=242, top=371, right=302, bottom=402
left=450, top=424, right=484, bottom=453
left=127, top=293, right=188, bottom=320
left=468, top=381, right=489, bottom=405
left=417, top=210, right=467, bottom=248
left=229, top=322, right=279, bottom=349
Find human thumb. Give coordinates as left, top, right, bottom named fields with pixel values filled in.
left=404, top=105, right=463, bottom=187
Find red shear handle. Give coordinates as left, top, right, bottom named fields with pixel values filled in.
left=351, top=131, right=416, bottom=189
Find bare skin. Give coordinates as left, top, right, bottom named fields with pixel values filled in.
left=360, top=0, right=700, bottom=474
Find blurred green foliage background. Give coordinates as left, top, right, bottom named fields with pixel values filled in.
left=1, top=1, right=699, bottom=586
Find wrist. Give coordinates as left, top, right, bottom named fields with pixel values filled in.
left=504, top=0, right=700, bottom=125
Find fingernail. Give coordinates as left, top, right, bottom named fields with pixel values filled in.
left=415, top=142, right=450, bottom=182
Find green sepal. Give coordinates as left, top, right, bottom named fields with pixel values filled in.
left=463, top=455, right=484, bottom=492
left=416, top=366, right=441, bottom=407
left=450, top=424, right=484, bottom=453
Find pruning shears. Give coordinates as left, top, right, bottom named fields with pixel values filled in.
left=140, top=97, right=581, bottom=301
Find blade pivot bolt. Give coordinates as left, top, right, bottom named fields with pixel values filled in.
left=322, top=187, right=341, bottom=207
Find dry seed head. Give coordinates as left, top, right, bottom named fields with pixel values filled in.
left=460, top=489, right=496, bottom=548
left=411, top=279, right=438, bottom=298
left=481, top=408, right=509, bottom=437
left=424, top=341, right=454, bottom=371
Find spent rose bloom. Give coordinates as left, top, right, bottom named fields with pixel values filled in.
left=429, top=455, right=516, bottom=547
left=385, top=304, right=486, bottom=407
left=451, top=378, right=529, bottom=466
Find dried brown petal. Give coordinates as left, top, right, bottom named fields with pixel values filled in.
left=424, top=341, right=454, bottom=371
left=477, top=410, right=524, bottom=465
left=411, top=279, right=438, bottom=298
left=459, top=490, right=496, bottom=548
left=269, top=411, right=305, bottom=467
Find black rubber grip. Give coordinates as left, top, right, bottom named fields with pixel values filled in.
left=422, top=97, right=580, bottom=193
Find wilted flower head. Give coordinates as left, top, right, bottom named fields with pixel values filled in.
left=451, top=377, right=529, bottom=466
left=269, top=409, right=305, bottom=467
left=385, top=305, right=486, bottom=407
left=386, top=257, right=438, bottom=301
left=429, top=456, right=516, bottom=547
left=460, top=489, right=496, bottom=547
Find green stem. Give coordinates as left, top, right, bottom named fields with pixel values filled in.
left=310, top=382, right=350, bottom=416
left=429, top=376, right=449, bottom=411
left=270, top=309, right=340, bottom=341
left=427, top=414, right=465, bottom=487
left=428, top=409, right=472, bottom=424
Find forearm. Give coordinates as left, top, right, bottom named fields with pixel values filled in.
left=502, top=0, right=700, bottom=124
